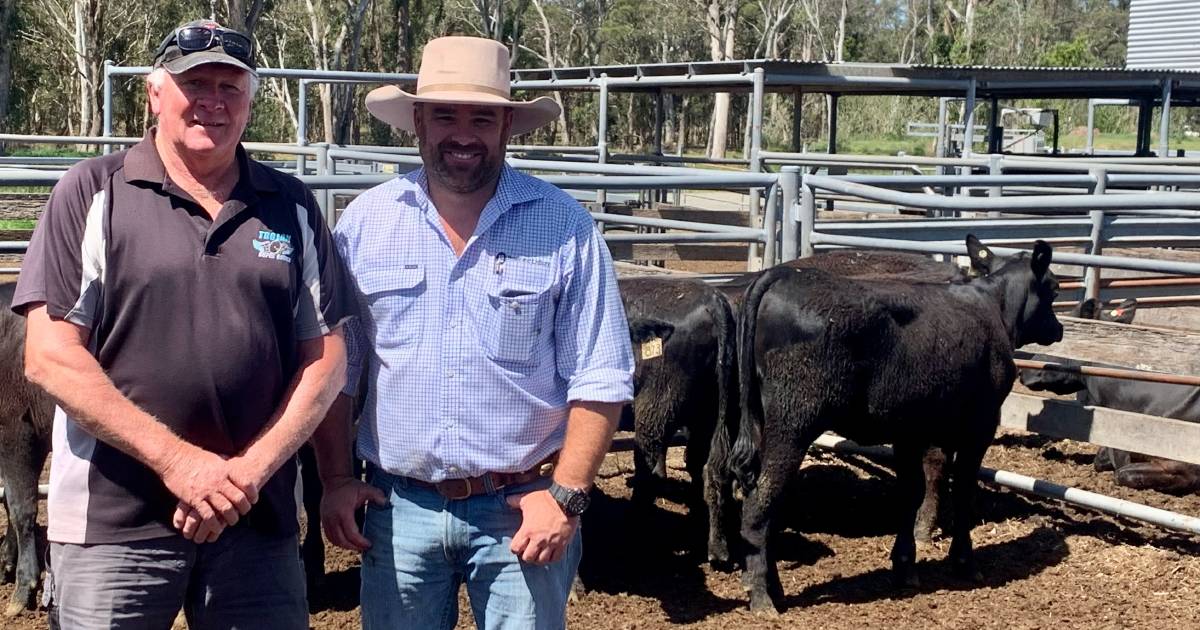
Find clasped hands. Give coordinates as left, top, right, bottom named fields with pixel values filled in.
left=159, top=445, right=264, bottom=543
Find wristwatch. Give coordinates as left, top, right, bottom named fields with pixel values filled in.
left=548, top=482, right=591, bottom=517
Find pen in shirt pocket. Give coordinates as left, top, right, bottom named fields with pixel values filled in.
left=494, top=252, right=506, bottom=275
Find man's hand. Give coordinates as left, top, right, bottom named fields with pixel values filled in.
left=173, top=502, right=226, bottom=543
left=320, top=475, right=388, bottom=552
left=506, top=490, right=578, bottom=565
left=158, top=444, right=255, bottom=531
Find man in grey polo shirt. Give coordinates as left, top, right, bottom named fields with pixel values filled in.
left=12, top=19, right=352, bottom=629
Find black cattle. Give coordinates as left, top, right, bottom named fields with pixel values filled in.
left=618, top=278, right=737, bottom=536
left=1019, top=298, right=1200, bottom=494
left=0, top=282, right=53, bottom=616
left=728, top=237, right=1062, bottom=613
left=705, top=250, right=968, bottom=564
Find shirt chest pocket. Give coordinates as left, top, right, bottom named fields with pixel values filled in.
left=481, top=287, right=552, bottom=365
left=357, top=266, right=425, bottom=349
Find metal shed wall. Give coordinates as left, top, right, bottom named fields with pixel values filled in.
left=1128, top=0, right=1200, bottom=70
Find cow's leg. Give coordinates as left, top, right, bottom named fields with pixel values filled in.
left=0, top=489, right=15, bottom=584
left=685, top=412, right=717, bottom=510
left=5, top=414, right=47, bottom=616
left=630, top=409, right=667, bottom=508
left=947, top=441, right=988, bottom=583
left=703, top=428, right=736, bottom=569
left=1093, top=447, right=1116, bottom=472
left=298, top=446, right=325, bottom=599
left=913, top=446, right=947, bottom=543
left=1114, top=460, right=1200, bottom=495
left=739, top=444, right=804, bottom=615
left=890, top=442, right=929, bottom=588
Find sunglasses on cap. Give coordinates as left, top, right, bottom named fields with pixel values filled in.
left=154, top=24, right=254, bottom=67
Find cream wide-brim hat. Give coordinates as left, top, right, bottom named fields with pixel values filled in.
left=366, top=36, right=561, bottom=136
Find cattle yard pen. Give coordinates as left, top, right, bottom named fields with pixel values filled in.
left=7, top=61, right=1200, bottom=539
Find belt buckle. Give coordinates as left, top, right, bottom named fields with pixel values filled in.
left=438, top=478, right=472, bottom=500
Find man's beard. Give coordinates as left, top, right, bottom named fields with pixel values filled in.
left=420, top=138, right=503, bottom=194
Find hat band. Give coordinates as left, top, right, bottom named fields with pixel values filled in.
left=416, top=83, right=509, bottom=100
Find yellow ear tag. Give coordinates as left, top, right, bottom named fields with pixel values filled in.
left=640, top=337, right=664, bottom=360
left=979, top=250, right=989, bottom=258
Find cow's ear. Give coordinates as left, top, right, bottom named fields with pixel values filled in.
left=1106, top=298, right=1138, bottom=324
left=966, top=234, right=997, bottom=275
left=1075, top=297, right=1099, bottom=320
left=1031, top=240, right=1053, bottom=278
left=628, top=318, right=674, bottom=344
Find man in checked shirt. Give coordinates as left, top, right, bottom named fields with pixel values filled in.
left=310, top=36, right=635, bottom=629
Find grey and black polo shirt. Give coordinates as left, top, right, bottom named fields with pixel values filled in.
left=12, top=131, right=354, bottom=544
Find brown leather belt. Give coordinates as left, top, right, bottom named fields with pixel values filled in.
left=407, top=454, right=558, bottom=500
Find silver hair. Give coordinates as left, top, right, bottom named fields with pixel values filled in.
left=145, top=66, right=259, bottom=98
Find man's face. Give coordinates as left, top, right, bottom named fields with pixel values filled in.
left=149, top=64, right=252, bottom=157
left=414, top=103, right=512, bottom=194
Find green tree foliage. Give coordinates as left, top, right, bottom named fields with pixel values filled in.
left=0, top=0, right=1139, bottom=153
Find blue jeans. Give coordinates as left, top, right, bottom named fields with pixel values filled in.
left=360, top=467, right=582, bottom=630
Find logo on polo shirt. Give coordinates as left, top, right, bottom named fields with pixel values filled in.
left=252, top=230, right=294, bottom=263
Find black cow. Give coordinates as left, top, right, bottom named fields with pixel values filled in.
left=728, top=237, right=1062, bottom=612
left=705, top=251, right=968, bottom=564
left=0, top=282, right=53, bottom=616
left=1019, top=298, right=1200, bottom=494
left=618, top=278, right=737, bottom=534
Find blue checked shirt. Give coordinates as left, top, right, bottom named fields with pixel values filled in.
left=334, top=164, right=635, bottom=482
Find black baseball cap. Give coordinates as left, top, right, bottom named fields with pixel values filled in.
left=153, top=20, right=257, bottom=76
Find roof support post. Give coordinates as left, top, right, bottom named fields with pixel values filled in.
left=1136, top=99, right=1153, bottom=156
left=791, top=87, right=803, bottom=152
left=962, top=77, right=977, bottom=159
left=1160, top=78, right=1174, bottom=158
left=1086, top=99, right=1096, bottom=155
left=987, top=96, right=1001, bottom=155
left=653, top=89, right=664, bottom=157
left=827, top=93, right=839, bottom=154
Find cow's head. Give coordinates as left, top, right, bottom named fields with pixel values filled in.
left=1019, top=354, right=1087, bottom=395
left=628, top=318, right=674, bottom=394
left=1076, top=297, right=1137, bottom=324
left=966, top=235, right=1064, bottom=348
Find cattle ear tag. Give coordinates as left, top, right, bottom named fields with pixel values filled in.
left=640, top=337, right=664, bottom=360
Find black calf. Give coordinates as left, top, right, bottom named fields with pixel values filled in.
left=618, top=277, right=738, bottom=559
left=728, top=237, right=1062, bottom=613
left=0, top=282, right=53, bottom=616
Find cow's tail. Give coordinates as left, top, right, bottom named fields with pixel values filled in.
left=729, top=265, right=793, bottom=492
left=705, top=289, right=739, bottom=483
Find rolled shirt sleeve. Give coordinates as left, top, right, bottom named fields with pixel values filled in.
left=332, top=208, right=367, bottom=397
left=554, top=214, right=635, bottom=404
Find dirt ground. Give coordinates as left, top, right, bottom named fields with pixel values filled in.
left=4, top=432, right=1200, bottom=630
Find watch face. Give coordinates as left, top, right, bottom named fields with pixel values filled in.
left=552, top=484, right=591, bottom=516
left=565, top=491, right=590, bottom=516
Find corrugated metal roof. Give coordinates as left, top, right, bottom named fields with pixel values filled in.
left=1128, top=0, right=1200, bottom=70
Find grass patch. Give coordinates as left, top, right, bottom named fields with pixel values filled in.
left=0, top=219, right=36, bottom=230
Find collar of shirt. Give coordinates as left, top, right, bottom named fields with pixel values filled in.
left=399, top=164, right=545, bottom=251
left=123, top=127, right=278, bottom=216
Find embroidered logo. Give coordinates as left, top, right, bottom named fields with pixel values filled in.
left=252, top=230, right=294, bottom=262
